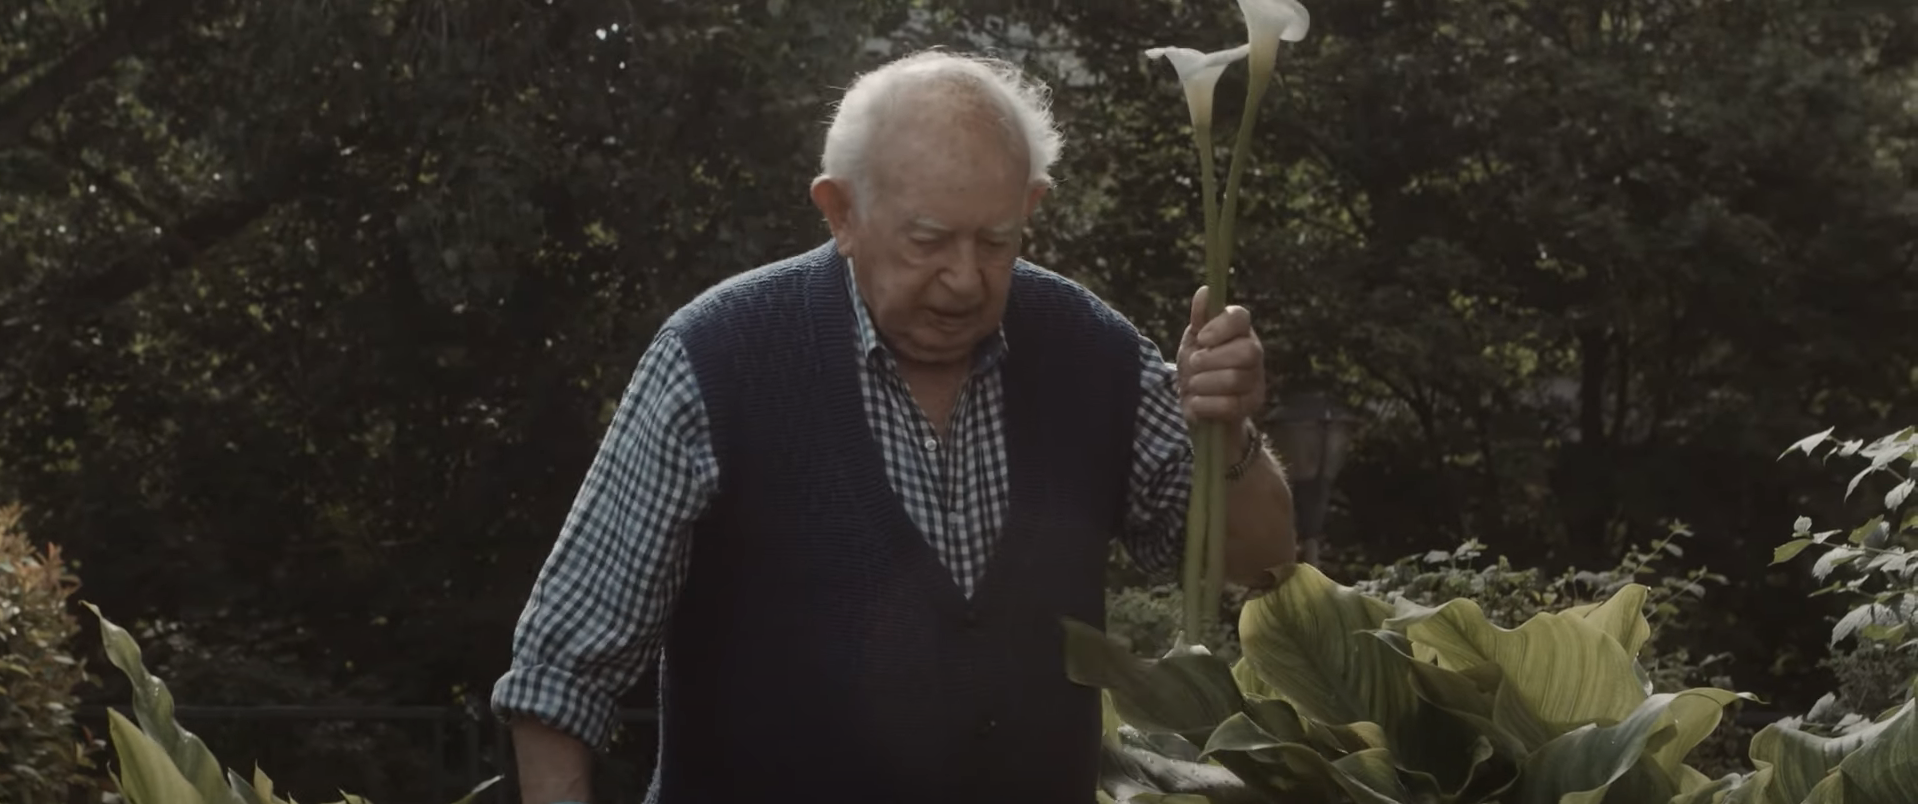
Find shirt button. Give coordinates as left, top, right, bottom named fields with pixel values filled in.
left=923, top=437, right=938, bottom=452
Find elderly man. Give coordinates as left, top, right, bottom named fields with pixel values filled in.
left=492, top=50, right=1296, bottom=803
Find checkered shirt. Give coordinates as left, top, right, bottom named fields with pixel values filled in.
left=491, top=265, right=1195, bottom=749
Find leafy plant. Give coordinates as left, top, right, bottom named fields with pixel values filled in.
left=81, top=602, right=499, bottom=804
left=1775, top=427, right=1918, bottom=715
left=1351, top=531, right=1753, bottom=779
left=1069, top=562, right=1752, bottom=802
left=0, top=504, right=98, bottom=804
left=1695, top=681, right=1918, bottom=804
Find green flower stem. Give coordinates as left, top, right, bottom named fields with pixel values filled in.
left=1218, top=62, right=1275, bottom=278
left=1204, top=421, right=1228, bottom=631
left=1182, top=121, right=1223, bottom=643
left=1198, top=59, right=1277, bottom=637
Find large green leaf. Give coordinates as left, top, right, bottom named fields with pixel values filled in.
left=1721, top=766, right=1778, bottom=804
left=1373, top=631, right=1534, bottom=800
left=1098, top=737, right=1260, bottom=804
left=1385, top=588, right=1649, bottom=734
left=86, top=602, right=240, bottom=804
left=108, top=708, right=209, bottom=804
left=1377, top=629, right=1534, bottom=762
left=1488, top=671, right=1563, bottom=753
left=1747, top=713, right=1894, bottom=803
left=1507, top=691, right=1721, bottom=804
left=1559, top=585, right=1653, bottom=660
left=1195, top=712, right=1380, bottom=804
left=1824, top=698, right=1918, bottom=804
left=1065, top=617, right=1243, bottom=736
left=1202, top=710, right=1292, bottom=757
left=1239, top=568, right=1499, bottom=798
left=1268, top=744, right=1413, bottom=804
left=1646, top=689, right=1747, bottom=778
left=1238, top=563, right=1418, bottom=730
left=1230, top=656, right=1277, bottom=700
left=1242, top=696, right=1389, bottom=755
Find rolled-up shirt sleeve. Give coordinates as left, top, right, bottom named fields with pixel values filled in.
left=490, top=329, right=718, bottom=750
left=1119, top=333, right=1194, bottom=580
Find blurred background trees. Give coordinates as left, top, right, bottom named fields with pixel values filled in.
left=2, top=0, right=1915, bottom=799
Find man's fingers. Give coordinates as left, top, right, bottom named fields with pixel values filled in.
left=1196, top=305, right=1252, bottom=348
left=1182, top=367, right=1257, bottom=397
left=1182, top=335, right=1262, bottom=374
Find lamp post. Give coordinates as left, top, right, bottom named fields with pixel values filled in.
left=1267, top=391, right=1357, bottom=566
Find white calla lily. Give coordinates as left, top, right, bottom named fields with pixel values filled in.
left=1235, top=0, right=1311, bottom=58
left=1239, top=0, right=1311, bottom=77
left=1144, top=44, right=1251, bottom=129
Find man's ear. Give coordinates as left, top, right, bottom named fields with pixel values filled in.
left=811, top=177, right=858, bottom=253
left=1023, top=182, right=1050, bottom=217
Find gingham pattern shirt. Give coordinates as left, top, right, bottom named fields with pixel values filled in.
left=493, top=266, right=1194, bottom=748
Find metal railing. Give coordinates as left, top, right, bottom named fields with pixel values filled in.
left=74, top=705, right=660, bottom=804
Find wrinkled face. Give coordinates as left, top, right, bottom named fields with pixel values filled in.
left=814, top=103, right=1046, bottom=369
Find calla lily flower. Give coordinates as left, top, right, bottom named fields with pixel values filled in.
left=1144, top=44, right=1250, bottom=129
left=1238, top=0, right=1311, bottom=78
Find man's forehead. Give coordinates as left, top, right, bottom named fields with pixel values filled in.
left=908, top=215, right=1022, bottom=235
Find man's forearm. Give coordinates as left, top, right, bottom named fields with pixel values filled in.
left=1221, top=420, right=1296, bottom=586
left=511, top=718, right=595, bottom=804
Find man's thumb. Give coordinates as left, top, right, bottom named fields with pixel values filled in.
left=1189, top=285, right=1209, bottom=333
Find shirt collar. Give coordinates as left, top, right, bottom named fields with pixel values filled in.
left=845, top=259, right=1008, bottom=372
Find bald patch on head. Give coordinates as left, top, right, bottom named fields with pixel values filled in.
left=863, top=81, right=1035, bottom=209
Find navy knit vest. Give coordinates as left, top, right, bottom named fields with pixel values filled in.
left=642, top=241, right=1142, bottom=803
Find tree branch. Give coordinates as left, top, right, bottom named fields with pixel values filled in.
left=0, top=127, right=359, bottom=335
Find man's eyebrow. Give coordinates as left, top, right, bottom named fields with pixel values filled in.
left=908, top=216, right=953, bottom=232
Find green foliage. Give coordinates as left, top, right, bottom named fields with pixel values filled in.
left=1070, top=564, right=1753, bottom=803
left=1354, top=530, right=1737, bottom=696
left=1072, top=563, right=1918, bottom=803
left=0, top=504, right=96, bottom=804
left=1713, top=685, right=1918, bottom=804
left=83, top=602, right=498, bottom=804
left=1352, top=531, right=1754, bottom=778
left=1775, top=427, right=1918, bottom=719
left=1107, top=526, right=1756, bottom=776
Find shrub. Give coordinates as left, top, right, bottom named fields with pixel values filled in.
left=0, top=504, right=96, bottom=804
left=1775, top=426, right=1918, bottom=719
left=1107, top=583, right=1244, bottom=664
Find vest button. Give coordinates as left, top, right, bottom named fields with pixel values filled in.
left=978, top=717, right=996, bottom=736
left=962, top=608, right=980, bottom=627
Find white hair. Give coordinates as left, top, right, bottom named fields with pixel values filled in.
left=818, top=49, right=1064, bottom=207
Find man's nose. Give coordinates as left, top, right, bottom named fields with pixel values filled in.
left=940, top=239, right=987, bottom=300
